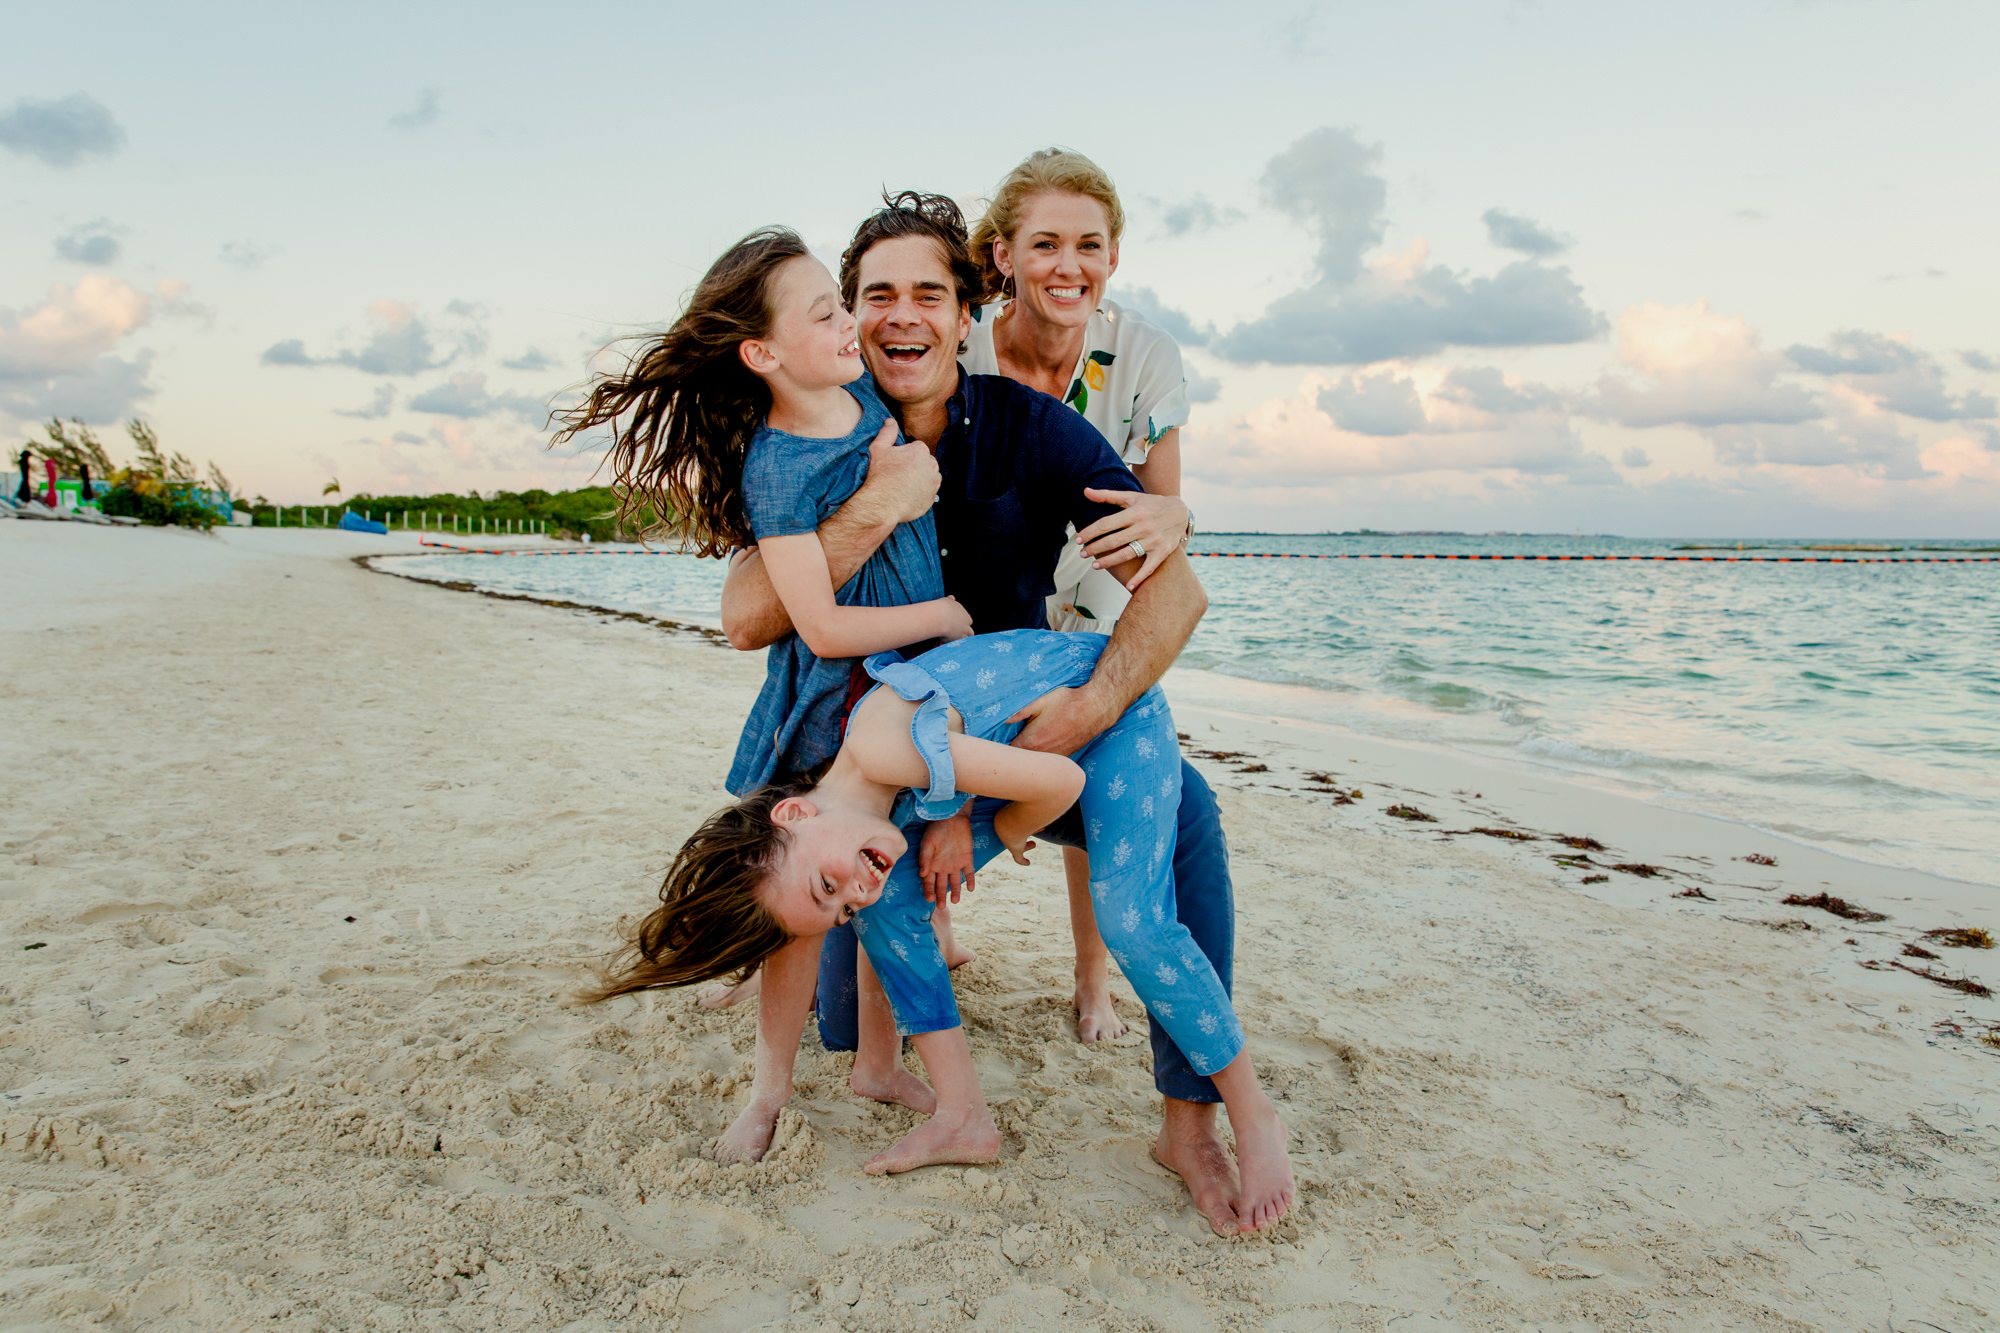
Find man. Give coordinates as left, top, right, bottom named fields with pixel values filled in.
left=717, top=193, right=1256, bottom=1236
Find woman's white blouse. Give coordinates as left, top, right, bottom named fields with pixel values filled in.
left=962, top=298, right=1190, bottom=631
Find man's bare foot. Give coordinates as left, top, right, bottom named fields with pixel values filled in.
left=1228, top=1098, right=1295, bottom=1232
left=850, top=1063, right=936, bottom=1115
left=1073, top=976, right=1128, bottom=1043
left=699, top=971, right=761, bottom=1010
left=863, top=1105, right=1000, bottom=1175
left=1154, top=1103, right=1243, bottom=1237
left=715, top=1097, right=784, bottom=1164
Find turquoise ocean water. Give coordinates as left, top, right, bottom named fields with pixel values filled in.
left=402, top=535, right=2000, bottom=886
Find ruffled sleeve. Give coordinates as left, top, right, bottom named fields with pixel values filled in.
left=861, top=651, right=962, bottom=821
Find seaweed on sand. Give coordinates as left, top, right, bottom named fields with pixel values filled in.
left=1611, top=863, right=1664, bottom=878
left=1469, top=827, right=1537, bottom=841
left=1675, top=887, right=1714, bottom=901
left=1783, top=892, right=1889, bottom=924
left=1923, top=927, right=1995, bottom=949
left=1555, top=835, right=1606, bottom=851
left=1862, top=959, right=1993, bottom=998
left=1581, top=874, right=1609, bottom=884
left=1234, top=763, right=1270, bottom=774
left=1738, top=853, right=1777, bottom=867
left=1386, top=804, right=1436, bottom=822
left=1903, top=942, right=1940, bottom=961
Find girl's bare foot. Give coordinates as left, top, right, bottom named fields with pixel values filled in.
left=1154, top=1102, right=1243, bottom=1237
left=699, top=970, right=761, bottom=1010
left=863, top=1104, right=1000, bottom=1175
left=716, top=1097, right=784, bottom=1164
left=850, top=1063, right=936, bottom=1115
left=1228, top=1097, right=1295, bottom=1232
left=944, top=942, right=975, bottom=970
left=1073, top=974, right=1128, bottom=1044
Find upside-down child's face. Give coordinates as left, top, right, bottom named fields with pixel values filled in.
left=751, top=255, right=863, bottom=391
left=758, top=796, right=907, bottom=937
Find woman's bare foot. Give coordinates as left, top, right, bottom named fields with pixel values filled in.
left=1154, top=1101, right=1243, bottom=1236
left=698, top=970, right=761, bottom=1010
left=863, top=1105, right=1000, bottom=1175
left=715, top=1096, right=784, bottom=1164
left=1227, top=1097, right=1295, bottom=1232
left=850, top=1063, right=937, bottom=1115
left=1073, top=972, right=1128, bottom=1044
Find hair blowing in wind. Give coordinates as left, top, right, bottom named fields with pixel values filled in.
left=550, top=227, right=808, bottom=555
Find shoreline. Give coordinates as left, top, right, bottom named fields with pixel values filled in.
left=5, top=523, right=1997, bottom=1331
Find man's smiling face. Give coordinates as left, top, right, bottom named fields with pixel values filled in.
left=854, top=234, right=972, bottom=415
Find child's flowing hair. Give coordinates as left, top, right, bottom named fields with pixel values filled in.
left=551, top=227, right=808, bottom=555
left=581, top=778, right=811, bottom=1002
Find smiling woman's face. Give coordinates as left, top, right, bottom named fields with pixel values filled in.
left=994, top=191, right=1119, bottom=331
left=757, top=796, right=908, bottom=938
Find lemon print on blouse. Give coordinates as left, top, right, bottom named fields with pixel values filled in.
left=1065, top=350, right=1115, bottom=414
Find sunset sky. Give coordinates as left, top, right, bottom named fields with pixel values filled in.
left=4, top=1, right=1996, bottom=535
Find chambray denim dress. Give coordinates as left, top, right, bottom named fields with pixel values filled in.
left=850, top=630, right=1246, bottom=1078
left=725, top=374, right=945, bottom=796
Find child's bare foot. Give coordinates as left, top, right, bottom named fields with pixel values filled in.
left=1228, top=1098, right=1295, bottom=1233
left=1154, top=1105, right=1243, bottom=1237
left=850, top=1063, right=936, bottom=1115
left=944, top=942, right=975, bottom=970
left=715, top=1097, right=784, bottom=1164
left=1073, top=976, right=1128, bottom=1043
left=863, top=1105, right=999, bottom=1175
left=698, top=971, right=760, bottom=1010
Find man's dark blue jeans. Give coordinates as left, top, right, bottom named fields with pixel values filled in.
left=813, top=758, right=1234, bottom=1104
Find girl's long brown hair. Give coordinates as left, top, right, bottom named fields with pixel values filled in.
left=550, top=227, right=808, bottom=555
left=581, top=777, right=815, bottom=1002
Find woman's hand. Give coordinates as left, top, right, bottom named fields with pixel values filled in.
left=992, top=801, right=1039, bottom=866
left=1075, top=488, right=1189, bottom=591
left=919, top=811, right=977, bottom=903
left=932, top=595, right=974, bottom=641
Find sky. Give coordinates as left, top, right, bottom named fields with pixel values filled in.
left=3, top=0, right=1997, bottom=536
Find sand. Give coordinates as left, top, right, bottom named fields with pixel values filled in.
left=3, top=522, right=1997, bottom=1333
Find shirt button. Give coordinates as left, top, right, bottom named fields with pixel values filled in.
left=940, top=549, right=948, bottom=556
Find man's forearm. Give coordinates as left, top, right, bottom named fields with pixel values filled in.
left=1082, top=550, right=1206, bottom=720
left=719, top=506, right=899, bottom=650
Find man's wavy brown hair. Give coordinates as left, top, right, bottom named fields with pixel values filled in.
left=838, top=190, right=983, bottom=354
left=581, top=778, right=813, bottom=1002
left=550, top=227, right=808, bottom=556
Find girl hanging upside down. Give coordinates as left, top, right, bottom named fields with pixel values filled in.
left=586, top=628, right=1297, bottom=1233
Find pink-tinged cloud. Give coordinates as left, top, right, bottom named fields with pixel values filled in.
left=1593, top=300, right=1819, bottom=428
left=0, top=274, right=169, bottom=377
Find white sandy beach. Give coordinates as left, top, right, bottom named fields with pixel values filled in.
left=4, top=522, right=1997, bottom=1332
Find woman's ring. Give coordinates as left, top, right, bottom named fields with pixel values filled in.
left=1128, top=539, right=1146, bottom=559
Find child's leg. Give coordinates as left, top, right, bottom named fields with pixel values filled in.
left=930, top=896, right=975, bottom=970
left=717, top=932, right=819, bottom=1163
left=865, top=1025, right=999, bottom=1175
left=1063, top=845, right=1128, bottom=1043
left=847, top=946, right=934, bottom=1114
left=698, top=968, right=760, bottom=1010
left=1078, top=693, right=1294, bottom=1229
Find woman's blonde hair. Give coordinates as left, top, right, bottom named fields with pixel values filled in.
left=969, top=148, right=1126, bottom=305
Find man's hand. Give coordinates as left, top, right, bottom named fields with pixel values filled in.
left=1008, top=684, right=1117, bottom=759
left=862, top=419, right=941, bottom=526
left=918, top=811, right=977, bottom=904
left=1075, top=489, right=1189, bottom=592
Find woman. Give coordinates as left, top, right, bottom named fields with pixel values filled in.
left=960, top=148, right=1195, bottom=1043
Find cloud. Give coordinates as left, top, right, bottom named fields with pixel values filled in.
left=1706, top=389, right=1921, bottom=475
left=0, top=352, right=155, bottom=424
left=1111, top=285, right=1211, bottom=347
left=1317, top=371, right=1426, bottom=436
left=1963, top=350, right=1998, bottom=373
left=54, top=219, right=125, bottom=265
left=502, top=348, right=558, bottom=372
left=336, top=384, right=398, bottom=419
left=1153, top=194, right=1244, bottom=237
left=1481, top=208, right=1572, bottom=258
left=388, top=88, right=441, bottom=132
left=261, top=300, right=472, bottom=376
left=219, top=240, right=274, bottom=269
left=1212, top=127, right=1602, bottom=365
left=393, top=430, right=427, bottom=445
left=1785, top=330, right=1995, bottom=422
left=1592, top=301, right=1819, bottom=428
left=1622, top=446, right=1651, bottom=468
left=1184, top=368, right=1221, bottom=404
left=0, top=93, right=126, bottom=168
left=408, top=372, right=546, bottom=424
left=0, top=275, right=159, bottom=377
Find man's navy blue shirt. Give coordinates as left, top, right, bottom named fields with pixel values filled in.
left=933, top=368, right=1140, bottom=633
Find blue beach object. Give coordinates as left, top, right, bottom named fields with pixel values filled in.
left=339, top=511, right=388, bottom=534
